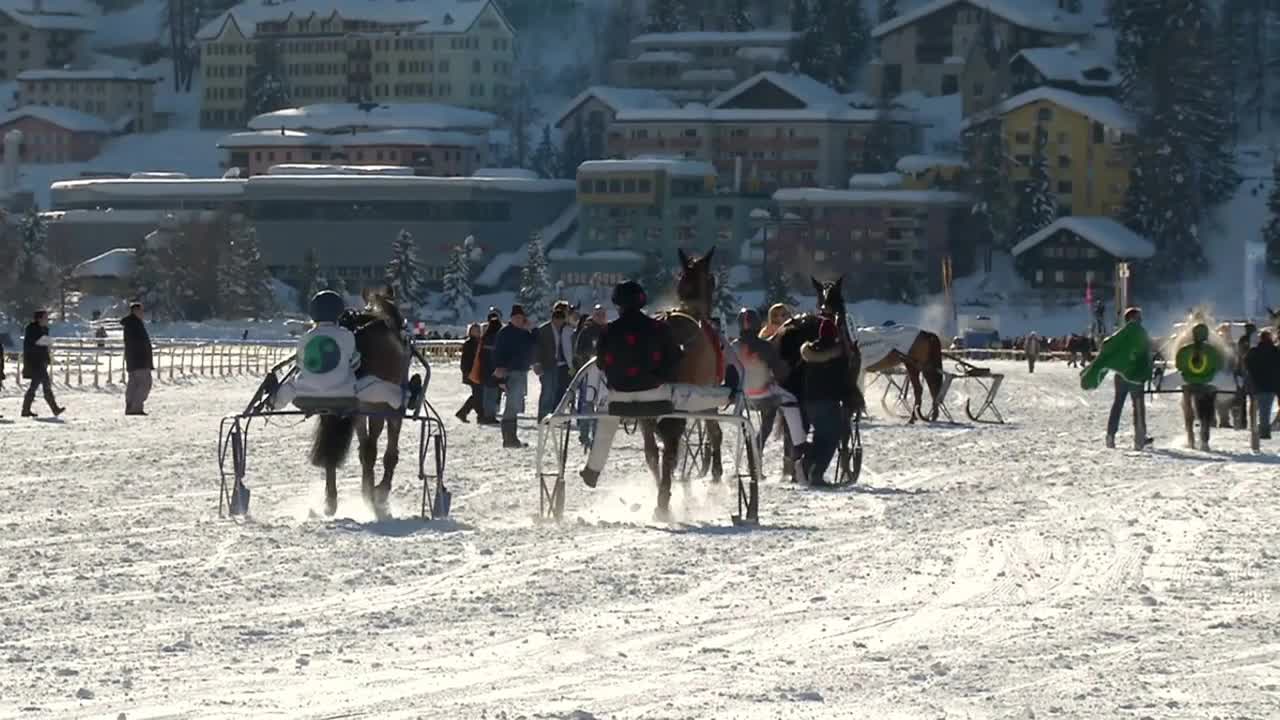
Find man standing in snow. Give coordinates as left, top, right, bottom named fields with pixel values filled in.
left=21, top=310, right=64, bottom=418
left=1025, top=332, right=1040, bottom=374
left=534, top=300, right=573, bottom=420
left=121, top=302, right=154, bottom=416
left=493, top=305, right=536, bottom=448
left=477, top=308, right=503, bottom=425
left=1245, top=330, right=1280, bottom=440
left=1104, top=307, right=1149, bottom=450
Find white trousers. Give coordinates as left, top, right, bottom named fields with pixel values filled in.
left=748, top=385, right=807, bottom=447
left=584, top=385, right=731, bottom=474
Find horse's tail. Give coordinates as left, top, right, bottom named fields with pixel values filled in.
left=310, top=414, right=356, bottom=469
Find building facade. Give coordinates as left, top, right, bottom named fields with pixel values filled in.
left=771, top=186, right=972, bottom=300
left=963, top=86, right=1134, bottom=218
left=195, top=0, right=515, bottom=129
left=560, top=158, right=768, bottom=283
left=0, top=105, right=108, bottom=162
left=608, top=31, right=797, bottom=103
left=219, top=128, right=488, bottom=176
left=605, top=72, right=919, bottom=193
left=16, top=69, right=158, bottom=132
left=0, top=3, right=93, bottom=82
left=1010, top=216, right=1153, bottom=293
left=869, top=0, right=1086, bottom=99
left=555, top=87, right=675, bottom=163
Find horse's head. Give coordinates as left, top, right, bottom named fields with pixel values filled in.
left=360, top=284, right=405, bottom=330
left=810, top=275, right=847, bottom=320
left=676, top=246, right=716, bottom=317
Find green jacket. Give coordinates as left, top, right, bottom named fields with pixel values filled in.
left=1080, top=321, right=1153, bottom=390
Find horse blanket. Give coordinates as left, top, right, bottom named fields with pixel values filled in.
left=855, top=324, right=922, bottom=366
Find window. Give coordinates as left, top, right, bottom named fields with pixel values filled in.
left=1086, top=248, right=1100, bottom=259
left=883, top=64, right=902, bottom=96
left=1057, top=180, right=1073, bottom=193
left=594, top=179, right=606, bottom=192
left=886, top=249, right=905, bottom=263
left=1035, top=269, right=1044, bottom=284
left=1014, top=131, right=1031, bottom=144
left=1053, top=270, right=1066, bottom=284
left=623, top=178, right=636, bottom=193
left=1085, top=270, right=1097, bottom=283
left=1092, top=122, right=1104, bottom=144
left=1014, top=154, right=1030, bottom=166
left=972, top=81, right=984, bottom=97
left=608, top=179, right=622, bottom=192
left=1057, top=131, right=1068, bottom=145
left=683, top=128, right=697, bottom=137
left=814, top=249, right=827, bottom=262
left=638, top=178, right=652, bottom=193
left=1058, top=155, right=1071, bottom=169
left=679, top=205, right=697, bottom=220
left=1037, top=107, right=1053, bottom=122
left=715, top=205, right=733, bottom=221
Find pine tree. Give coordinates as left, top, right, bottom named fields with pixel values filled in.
left=967, top=121, right=1013, bottom=254
left=1265, top=160, right=1280, bottom=275
left=1015, top=123, right=1056, bottom=242
left=647, top=0, right=681, bottom=32
left=132, top=230, right=180, bottom=320
left=518, top=232, right=553, bottom=320
left=877, top=0, right=897, bottom=23
left=245, top=41, right=290, bottom=117
left=764, top=266, right=797, bottom=308
left=711, top=263, right=738, bottom=324
left=440, top=236, right=476, bottom=321
left=12, top=209, right=53, bottom=319
left=795, top=0, right=869, bottom=92
left=219, top=222, right=273, bottom=318
left=384, top=229, right=428, bottom=312
left=298, top=247, right=323, bottom=313
left=530, top=124, right=560, bottom=179
left=730, top=0, right=754, bottom=31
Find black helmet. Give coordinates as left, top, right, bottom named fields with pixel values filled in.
left=309, top=290, right=345, bottom=323
left=611, top=280, right=647, bottom=311
left=737, top=307, right=760, bottom=332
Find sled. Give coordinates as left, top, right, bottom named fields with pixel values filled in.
left=217, top=345, right=450, bottom=520
left=871, top=367, right=957, bottom=424
left=536, top=360, right=763, bottom=526
left=944, top=353, right=1006, bottom=425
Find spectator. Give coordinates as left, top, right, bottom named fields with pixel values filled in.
left=493, top=305, right=536, bottom=448
left=1246, top=330, right=1280, bottom=440
left=1026, top=332, right=1041, bottom=374
left=800, top=316, right=848, bottom=486
left=534, top=300, right=573, bottom=420
left=1104, top=307, right=1149, bottom=450
left=456, top=323, right=482, bottom=423
left=21, top=310, right=64, bottom=418
left=475, top=308, right=503, bottom=425
left=760, top=303, right=792, bottom=340
left=573, top=305, right=608, bottom=447
left=121, top=302, right=154, bottom=416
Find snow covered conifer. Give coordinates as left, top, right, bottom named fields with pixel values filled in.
left=1015, top=123, right=1056, bottom=242
left=560, top=121, right=588, bottom=178
left=220, top=221, right=273, bottom=319
left=711, top=263, right=738, bottom=323
left=765, top=266, right=797, bottom=309
left=530, top=125, right=560, bottom=179
left=1264, top=161, right=1280, bottom=274
left=638, top=247, right=673, bottom=300
left=518, top=232, right=554, bottom=320
left=12, top=209, right=53, bottom=318
left=730, top=0, right=754, bottom=31
left=647, top=0, right=681, bottom=32
left=440, top=236, right=476, bottom=321
left=384, top=229, right=428, bottom=312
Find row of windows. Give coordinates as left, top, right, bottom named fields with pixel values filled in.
left=250, top=200, right=511, bottom=222
left=1034, top=269, right=1101, bottom=285
left=205, top=34, right=510, bottom=57
left=21, top=81, right=140, bottom=96
left=811, top=247, right=926, bottom=264
left=0, top=31, right=32, bottom=42
left=1040, top=245, right=1103, bottom=259
left=244, top=148, right=477, bottom=165
left=1013, top=122, right=1128, bottom=146
left=558, top=271, right=626, bottom=286
left=0, top=49, right=31, bottom=62
left=23, top=98, right=113, bottom=114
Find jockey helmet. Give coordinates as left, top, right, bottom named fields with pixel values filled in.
left=738, top=307, right=760, bottom=332
left=308, top=290, right=346, bottom=323
left=611, top=280, right=647, bottom=311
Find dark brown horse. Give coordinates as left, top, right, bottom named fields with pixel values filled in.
left=309, top=287, right=410, bottom=517
left=858, top=318, right=945, bottom=423
left=641, top=248, right=726, bottom=519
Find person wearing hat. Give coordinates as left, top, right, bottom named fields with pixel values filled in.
left=799, top=314, right=848, bottom=486
left=535, top=300, right=575, bottom=420
left=493, top=304, right=537, bottom=448
left=580, top=280, right=682, bottom=489
left=573, top=304, right=609, bottom=447
left=1104, top=306, right=1150, bottom=449
left=475, top=307, right=504, bottom=425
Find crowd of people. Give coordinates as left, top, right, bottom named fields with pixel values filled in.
left=1, top=304, right=154, bottom=419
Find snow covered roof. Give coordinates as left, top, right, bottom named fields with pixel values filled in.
left=548, top=248, right=643, bottom=262
left=773, top=188, right=970, bottom=206
left=51, top=178, right=247, bottom=196
left=736, top=46, right=786, bottom=62
left=554, top=86, right=676, bottom=128
left=248, top=103, right=496, bottom=132
left=266, top=164, right=414, bottom=175
left=961, top=86, right=1134, bottom=132
left=1012, top=45, right=1119, bottom=88
left=17, top=69, right=159, bottom=82
left=472, top=167, right=539, bottom=179
left=631, top=30, right=800, bottom=47
left=896, top=154, right=968, bottom=173
left=196, top=0, right=501, bottom=41
left=71, top=247, right=135, bottom=279
left=218, top=128, right=486, bottom=148
left=0, top=105, right=111, bottom=133
left=1011, top=216, right=1155, bottom=259
left=246, top=174, right=575, bottom=193
left=871, top=0, right=1090, bottom=39
left=633, top=50, right=694, bottom=64
left=711, top=71, right=845, bottom=110
left=0, top=0, right=95, bottom=32
left=578, top=158, right=716, bottom=178
left=849, top=172, right=904, bottom=189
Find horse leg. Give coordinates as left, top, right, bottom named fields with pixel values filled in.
left=923, top=368, right=943, bottom=422
left=656, top=418, right=685, bottom=520
left=905, top=364, right=924, bottom=424
left=375, top=417, right=401, bottom=513
left=1181, top=391, right=1195, bottom=448
left=1198, top=392, right=1214, bottom=451
left=356, top=416, right=375, bottom=504
left=705, top=421, right=724, bottom=482
left=641, top=419, right=661, bottom=482
left=324, top=464, right=338, bottom=517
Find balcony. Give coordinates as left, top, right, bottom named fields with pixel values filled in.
left=719, top=136, right=821, bottom=152
left=622, top=136, right=703, bottom=151
left=347, top=47, right=372, bottom=61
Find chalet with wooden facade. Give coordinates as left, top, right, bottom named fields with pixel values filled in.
left=1011, top=216, right=1154, bottom=293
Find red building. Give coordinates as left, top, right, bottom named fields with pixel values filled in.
left=0, top=106, right=110, bottom=163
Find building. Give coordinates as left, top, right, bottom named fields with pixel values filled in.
left=16, top=69, right=159, bottom=132
left=555, top=86, right=675, bottom=162
left=195, top=0, right=515, bottom=129
left=770, top=180, right=972, bottom=300
left=0, top=0, right=94, bottom=81
left=70, top=247, right=135, bottom=296
left=561, top=157, right=769, bottom=283
left=1008, top=45, right=1119, bottom=97
left=608, top=31, right=798, bottom=103
left=45, top=172, right=577, bottom=290
left=0, top=105, right=109, bottom=162
left=1010, top=216, right=1154, bottom=293
left=895, top=154, right=969, bottom=190
left=869, top=0, right=1087, bottom=100
left=606, top=72, right=920, bottom=193
left=962, top=86, right=1135, bottom=217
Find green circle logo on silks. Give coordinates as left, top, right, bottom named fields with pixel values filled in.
left=303, top=335, right=341, bottom=374
left=1175, top=329, right=1222, bottom=386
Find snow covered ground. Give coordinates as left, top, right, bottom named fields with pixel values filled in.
left=2, top=360, right=1279, bottom=718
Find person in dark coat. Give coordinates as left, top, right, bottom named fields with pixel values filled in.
left=534, top=300, right=573, bottom=420
left=456, top=322, right=482, bottom=423
left=21, top=310, right=63, bottom=417
left=572, top=304, right=608, bottom=447
left=493, top=305, right=536, bottom=448
left=477, top=308, right=503, bottom=425
left=1246, top=330, right=1280, bottom=439
left=121, top=302, right=154, bottom=415
left=799, top=316, right=848, bottom=486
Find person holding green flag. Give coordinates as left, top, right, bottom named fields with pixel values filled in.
left=1080, top=306, right=1152, bottom=449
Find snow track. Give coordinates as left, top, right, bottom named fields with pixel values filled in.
left=1, top=361, right=1278, bottom=718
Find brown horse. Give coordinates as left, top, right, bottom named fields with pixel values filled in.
left=858, top=319, right=945, bottom=423
left=309, top=287, right=410, bottom=518
left=641, top=247, right=725, bottom=519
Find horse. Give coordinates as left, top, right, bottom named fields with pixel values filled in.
left=855, top=312, right=945, bottom=423
left=1166, top=312, right=1238, bottom=451
left=641, top=247, right=726, bottom=518
left=309, top=287, right=412, bottom=517
left=774, top=276, right=864, bottom=479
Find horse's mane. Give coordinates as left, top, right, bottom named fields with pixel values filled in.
left=351, top=293, right=408, bottom=382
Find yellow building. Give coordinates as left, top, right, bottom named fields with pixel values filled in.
left=195, top=0, right=515, bottom=129
left=963, top=86, right=1134, bottom=218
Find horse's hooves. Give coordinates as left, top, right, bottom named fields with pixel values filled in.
left=652, top=507, right=673, bottom=523
left=323, top=496, right=338, bottom=517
